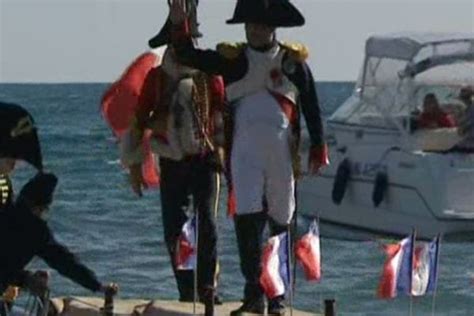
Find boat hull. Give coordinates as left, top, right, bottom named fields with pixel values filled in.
left=298, top=122, right=474, bottom=242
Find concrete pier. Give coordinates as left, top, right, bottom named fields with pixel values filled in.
left=50, top=297, right=321, bottom=316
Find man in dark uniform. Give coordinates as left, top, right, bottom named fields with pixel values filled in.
left=0, top=101, right=43, bottom=211
left=168, top=0, right=329, bottom=314
left=0, top=173, right=116, bottom=298
left=0, top=102, right=44, bottom=310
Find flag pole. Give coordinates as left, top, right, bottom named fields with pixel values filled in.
left=292, top=182, right=298, bottom=297
left=431, top=234, right=442, bottom=316
left=287, top=226, right=294, bottom=316
left=193, top=212, right=199, bottom=316
left=213, top=172, right=221, bottom=287
left=409, top=228, right=416, bottom=316
left=317, top=216, right=321, bottom=314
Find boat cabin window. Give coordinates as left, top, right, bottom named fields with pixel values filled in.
left=411, top=86, right=474, bottom=152
left=411, top=86, right=465, bottom=130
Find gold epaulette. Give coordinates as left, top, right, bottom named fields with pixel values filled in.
left=216, top=42, right=246, bottom=60
left=280, top=42, right=309, bottom=63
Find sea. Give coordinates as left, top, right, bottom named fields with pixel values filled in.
left=0, top=83, right=473, bottom=316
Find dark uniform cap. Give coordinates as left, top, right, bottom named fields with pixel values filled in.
left=226, top=0, right=305, bottom=27
left=148, top=0, right=202, bottom=49
left=19, top=172, right=58, bottom=207
left=0, top=102, right=43, bottom=170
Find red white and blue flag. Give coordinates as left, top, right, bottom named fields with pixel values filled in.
left=260, top=232, right=290, bottom=299
left=411, top=236, right=440, bottom=296
left=295, top=220, right=321, bottom=282
left=378, top=234, right=415, bottom=299
left=175, top=216, right=197, bottom=271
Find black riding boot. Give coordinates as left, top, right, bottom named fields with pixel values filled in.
left=230, top=212, right=267, bottom=316
left=268, top=295, right=286, bottom=315
left=267, top=220, right=291, bottom=316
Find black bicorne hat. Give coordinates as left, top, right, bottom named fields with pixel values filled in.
left=0, top=102, right=43, bottom=171
left=226, top=0, right=305, bottom=27
left=19, top=172, right=58, bottom=207
left=149, top=0, right=202, bottom=49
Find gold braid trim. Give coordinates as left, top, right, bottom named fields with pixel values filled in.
left=292, top=143, right=303, bottom=179
left=191, top=72, right=214, bottom=151
left=0, top=176, right=11, bottom=206
left=130, top=116, right=142, bottom=136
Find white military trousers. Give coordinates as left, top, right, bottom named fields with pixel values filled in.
left=231, top=91, right=295, bottom=225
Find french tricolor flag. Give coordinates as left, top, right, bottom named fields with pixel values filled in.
left=175, top=216, right=197, bottom=271
left=259, top=232, right=290, bottom=299
left=295, top=220, right=321, bottom=282
left=378, top=235, right=415, bottom=299
left=411, top=236, right=440, bottom=296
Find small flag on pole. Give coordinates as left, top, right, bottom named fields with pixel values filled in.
left=377, top=234, right=415, bottom=299
left=295, top=220, right=321, bottom=282
left=175, top=216, right=197, bottom=271
left=411, top=235, right=440, bottom=296
left=259, top=232, right=290, bottom=299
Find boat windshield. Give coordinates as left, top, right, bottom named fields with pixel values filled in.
left=331, top=35, right=473, bottom=129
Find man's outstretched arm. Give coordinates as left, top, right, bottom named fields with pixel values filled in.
left=169, top=0, right=243, bottom=78
left=38, top=232, right=102, bottom=292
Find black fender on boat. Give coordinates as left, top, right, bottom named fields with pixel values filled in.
left=332, top=158, right=351, bottom=205
left=372, top=171, right=388, bottom=207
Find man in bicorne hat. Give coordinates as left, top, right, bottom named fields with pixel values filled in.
left=168, top=0, right=329, bottom=314
left=0, top=102, right=43, bottom=210
left=0, top=102, right=44, bottom=310
left=120, top=0, right=224, bottom=304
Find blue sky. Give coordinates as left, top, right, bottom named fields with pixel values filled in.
left=0, top=0, right=472, bottom=82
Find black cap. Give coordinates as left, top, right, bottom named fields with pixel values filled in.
left=19, top=172, right=58, bottom=207
left=226, top=0, right=305, bottom=28
left=0, top=102, right=43, bottom=170
left=148, top=0, right=202, bottom=49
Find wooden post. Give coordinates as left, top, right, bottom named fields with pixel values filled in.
left=103, top=288, right=115, bottom=316
left=324, top=299, right=336, bottom=316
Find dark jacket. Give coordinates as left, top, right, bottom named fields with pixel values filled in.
left=172, top=36, right=325, bottom=181
left=0, top=200, right=101, bottom=293
left=171, top=34, right=325, bottom=149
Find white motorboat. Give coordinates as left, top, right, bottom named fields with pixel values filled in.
left=299, top=32, right=474, bottom=241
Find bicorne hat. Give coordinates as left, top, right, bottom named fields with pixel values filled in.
left=226, top=0, right=305, bottom=28
left=0, top=102, right=43, bottom=171
left=149, top=0, right=202, bottom=49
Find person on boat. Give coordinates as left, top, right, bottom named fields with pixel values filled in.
left=456, top=87, right=473, bottom=129
left=453, top=86, right=474, bottom=151
left=417, top=93, right=455, bottom=129
left=168, top=0, right=329, bottom=314
left=120, top=5, right=225, bottom=304
left=0, top=172, right=117, bottom=297
left=0, top=102, right=43, bottom=211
